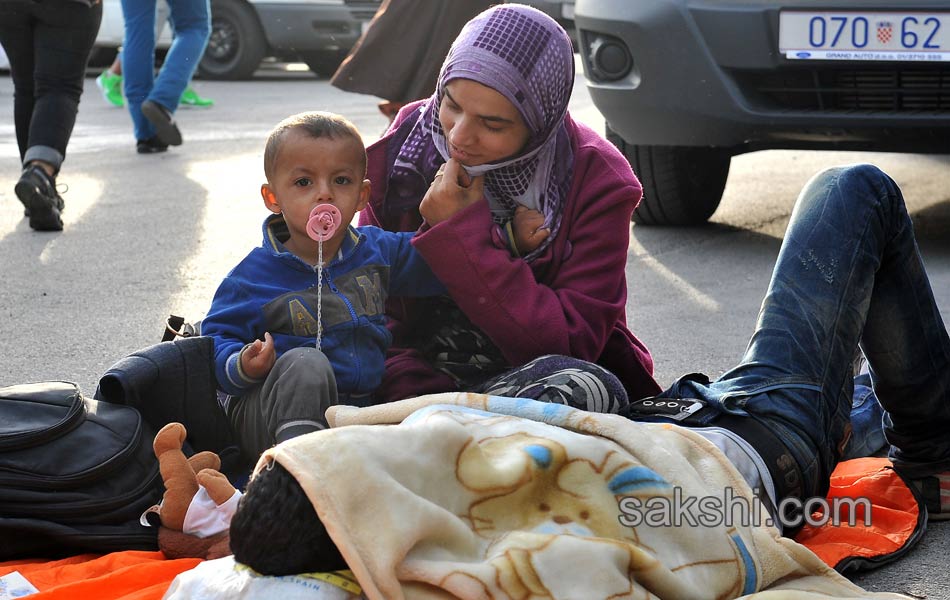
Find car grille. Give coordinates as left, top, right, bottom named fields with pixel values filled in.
left=343, top=0, right=382, bottom=21
left=733, top=66, right=950, bottom=113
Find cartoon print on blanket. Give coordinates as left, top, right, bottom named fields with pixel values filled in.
left=244, top=393, right=911, bottom=600
left=451, top=420, right=755, bottom=599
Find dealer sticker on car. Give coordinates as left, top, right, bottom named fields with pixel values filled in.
left=780, top=12, right=950, bottom=61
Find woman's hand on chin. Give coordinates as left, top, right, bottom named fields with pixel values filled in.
left=420, top=158, right=485, bottom=226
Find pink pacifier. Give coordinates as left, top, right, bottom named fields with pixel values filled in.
left=306, top=204, right=342, bottom=241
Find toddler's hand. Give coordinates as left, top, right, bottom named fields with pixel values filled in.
left=241, top=332, right=276, bottom=380
left=511, top=205, right=550, bottom=255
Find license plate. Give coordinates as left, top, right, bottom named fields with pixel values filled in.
left=779, top=11, right=950, bottom=62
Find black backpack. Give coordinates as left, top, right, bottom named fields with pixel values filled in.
left=0, top=381, right=162, bottom=560
left=94, top=333, right=235, bottom=455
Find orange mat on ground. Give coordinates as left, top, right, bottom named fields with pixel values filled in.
left=0, top=551, right=201, bottom=600
left=795, top=457, right=921, bottom=571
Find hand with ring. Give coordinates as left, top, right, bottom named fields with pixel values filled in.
left=420, top=159, right=484, bottom=225
left=430, top=164, right=446, bottom=186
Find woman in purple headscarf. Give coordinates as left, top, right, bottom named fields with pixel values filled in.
left=360, top=4, right=660, bottom=412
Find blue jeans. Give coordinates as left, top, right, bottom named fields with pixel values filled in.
left=842, top=364, right=887, bottom=460
left=120, top=0, right=210, bottom=141
left=660, top=164, right=950, bottom=500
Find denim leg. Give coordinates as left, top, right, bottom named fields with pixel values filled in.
left=121, top=0, right=158, bottom=141
left=842, top=367, right=887, bottom=460
left=733, top=164, right=950, bottom=484
left=856, top=190, right=950, bottom=479
left=148, top=0, right=210, bottom=112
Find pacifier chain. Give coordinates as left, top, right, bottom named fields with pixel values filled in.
left=306, top=204, right=342, bottom=351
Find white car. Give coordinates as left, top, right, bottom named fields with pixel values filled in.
left=93, top=0, right=380, bottom=80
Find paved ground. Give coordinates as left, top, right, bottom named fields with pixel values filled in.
left=0, top=62, right=947, bottom=596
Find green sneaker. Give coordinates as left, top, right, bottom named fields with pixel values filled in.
left=96, top=71, right=124, bottom=108
left=180, top=87, right=214, bottom=107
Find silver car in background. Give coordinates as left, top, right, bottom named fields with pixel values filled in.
left=575, top=0, right=950, bottom=225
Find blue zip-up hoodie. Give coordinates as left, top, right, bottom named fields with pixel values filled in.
left=201, top=214, right=444, bottom=398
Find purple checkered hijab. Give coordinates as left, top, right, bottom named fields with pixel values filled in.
left=390, top=4, right=575, bottom=260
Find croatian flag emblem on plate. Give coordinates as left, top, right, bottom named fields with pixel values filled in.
left=876, top=21, right=893, bottom=45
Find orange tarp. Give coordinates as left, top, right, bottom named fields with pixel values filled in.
left=0, top=551, right=200, bottom=600
left=795, top=457, right=920, bottom=570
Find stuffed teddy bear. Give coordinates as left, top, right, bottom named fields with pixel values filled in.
left=151, top=422, right=242, bottom=560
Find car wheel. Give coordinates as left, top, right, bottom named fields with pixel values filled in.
left=197, top=0, right=266, bottom=80
left=606, top=125, right=731, bottom=226
left=298, top=50, right=349, bottom=78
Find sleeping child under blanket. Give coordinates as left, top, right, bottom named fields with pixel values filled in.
left=162, top=394, right=910, bottom=600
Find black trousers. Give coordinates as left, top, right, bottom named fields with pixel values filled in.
left=0, top=0, right=102, bottom=169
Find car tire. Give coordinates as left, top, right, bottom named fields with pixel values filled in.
left=197, top=0, right=266, bottom=81
left=298, top=50, right=349, bottom=78
left=606, top=125, right=731, bottom=226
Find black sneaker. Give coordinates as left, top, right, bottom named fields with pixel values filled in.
left=14, top=165, right=64, bottom=231
left=141, top=100, right=182, bottom=146
left=137, top=136, right=169, bottom=154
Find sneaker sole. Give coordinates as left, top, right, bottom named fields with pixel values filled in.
left=141, top=101, right=182, bottom=146
left=14, top=179, right=63, bottom=232
left=137, top=143, right=169, bottom=154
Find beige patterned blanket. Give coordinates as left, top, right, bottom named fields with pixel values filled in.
left=258, top=393, right=909, bottom=600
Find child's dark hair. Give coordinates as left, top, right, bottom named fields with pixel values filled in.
left=263, top=111, right=366, bottom=181
left=229, top=460, right=347, bottom=576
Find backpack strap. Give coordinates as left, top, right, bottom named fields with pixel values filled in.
left=163, top=315, right=198, bottom=342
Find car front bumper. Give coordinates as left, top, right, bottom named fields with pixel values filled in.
left=575, top=0, right=950, bottom=153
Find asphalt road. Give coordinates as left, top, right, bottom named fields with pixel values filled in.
left=1, top=62, right=948, bottom=597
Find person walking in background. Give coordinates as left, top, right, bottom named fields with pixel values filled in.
left=0, top=0, right=103, bottom=232
left=97, top=0, right=213, bottom=109
left=331, top=0, right=493, bottom=122
left=120, top=0, right=211, bottom=154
